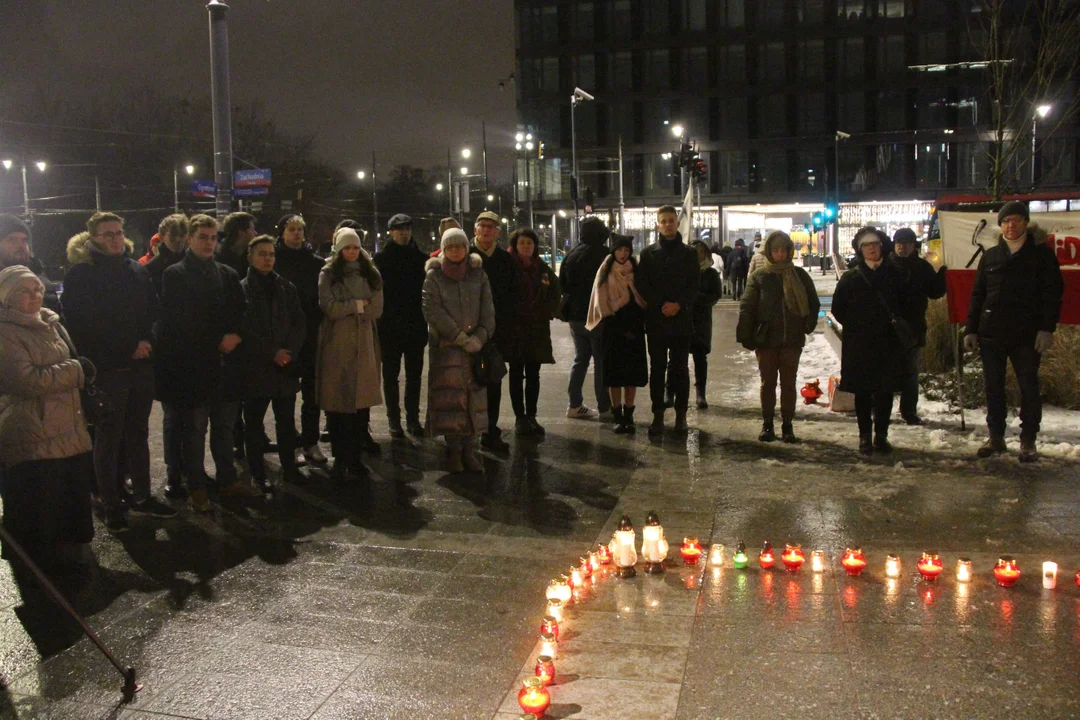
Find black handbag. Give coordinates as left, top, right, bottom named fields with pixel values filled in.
left=858, top=269, right=919, bottom=351
left=470, top=342, right=507, bottom=387
left=57, top=327, right=112, bottom=424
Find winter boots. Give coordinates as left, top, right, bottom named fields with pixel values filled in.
left=696, top=387, right=708, bottom=410
left=648, top=412, right=665, bottom=437
left=759, top=420, right=777, bottom=443
left=858, top=434, right=873, bottom=456
left=613, top=406, right=637, bottom=434
left=976, top=435, right=1007, bottom=458
left=387, top=411, right=406, bottom=439
left=1019, top=438, right=1038, bottom=463
left=780, top=420, right=797, bottom=443
left=673, top=410, right=688, bottom=432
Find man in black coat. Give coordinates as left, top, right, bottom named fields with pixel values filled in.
left=239, top=235, right=306, bottom=495
left=471, top=210, right=514, bottom=452
left=0, top=214, right=60, bottom=314
left=728, top=238, right=749, bottom=300
left=216, top=211, right=256, bottom=277
left=558, top=216, right=611, bottom=419
left=889, top=228, right=947, bottom=425
left=272, top=213, right=328, bottom=465
left=964, top=201, right=1065, bottom=462
left=374, top=213, right=429, bottom=438
left=636, top=205, right=700, bottom=435
left=62, top=212, right=176, bottom=532
left=157, top=215, right=250, bottom=511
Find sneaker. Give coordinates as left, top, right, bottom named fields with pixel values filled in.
left=129, top=496, right=178, bottom=519
left=481, top=432, right=510, bottom=453
left=303, top=445, right=328, bottom=464
left=104, top=510, right=129, bottom=534
left=976, top=435, right=1007, bottom=459
left=190, top=489, right=211, bottom=513
left=566, top=405, right=598, bottom=420
left=1019, top=439, right=1037, bottom=463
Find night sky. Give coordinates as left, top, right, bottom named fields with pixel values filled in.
left=2, top=0, right=518, bottom=178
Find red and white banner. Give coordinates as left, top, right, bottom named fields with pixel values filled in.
left=937, top=211, right=1080, bottom=325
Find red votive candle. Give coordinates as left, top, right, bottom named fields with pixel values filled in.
left=841, top=548, right=867, bottom=576
left=540, top=615, right=559, bottom=641
left=917, top=552, right=944, bottom=581
left=680, top=537, right=703, bottom=565
left=597, top=543, right=612, bottom=565
left=993, top=556, right=1021, bottom=587
left=781, top=543, right=805, bottom=572
left=534, top=655, right=555, bottom=687
left=517, top=676, right=551, bottom=717
left=759, top=541, right=775, bottom=570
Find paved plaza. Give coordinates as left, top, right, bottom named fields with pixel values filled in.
left=2, top=308, right=1079, bottom=719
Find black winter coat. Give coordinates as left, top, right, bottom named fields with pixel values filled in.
left=62, top=247, right=157, bottom=373
left=736, top=267, right=820, bottom=350
left=155, top=251, right=246, bottom=406
left=145, top=243, right=185, bottom=297
left=728, top=247, right=749, bottom=278
left=215, top=244, right=248, bottom=278
left=558, top=237, right=609, bottom=322
left=691, top=266, right=722, bottom=351
left=888, top=252, right=946, bottom=347
left=273, top=240, right=324, bottom=368
left=500, top=259, right=560, bottom=365
left=965, top=230, right=1064, bottom=348
left=832, top=260, right=907, bottom=394
left=237, top=269, right=306, bottom=399
left=471, top=242, right=515, bottom=338
left=636, top=233, right=700, bottom=339
left=373, top=240, right=429, bottom=351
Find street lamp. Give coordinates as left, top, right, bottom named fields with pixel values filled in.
left=357, top=170, right=366, bottom=180
left=436, top=182, right=444, bottom=191
left=571, top=87, right=595, bottom=245
left=1, top=160, right=11, bottom=170
left=461, top=148, right=472, bottom=159
left=671, top=124, right=684, bottom=138
left=174, top=163, right=195, bottom=213
left=1032, top=104, right=1053, bottom=184
left=487, top=194, right=494, bottom=202
left=460, top=166, right=469, bottom=176
left=3, top=160, right=47, bottom=221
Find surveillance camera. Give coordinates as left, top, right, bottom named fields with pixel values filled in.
left=836, top=131, right=851, bottom=140
left=573, top=87, right=595, bottom=102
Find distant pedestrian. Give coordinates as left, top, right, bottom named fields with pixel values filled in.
left=470, top=211, right=513, bottom=453
left=586, top=233, right=647, bottom=433
left=728, top=238, right=749, bottom=300
left=747, top=233, right=768, bottom=276
left=737, top=231, right=820, bottom=443
left=422, top=228, right=494, bottom=473
left=688, top=240, right=722, bottom=409
left=964, top=202, right=1064, bottom=462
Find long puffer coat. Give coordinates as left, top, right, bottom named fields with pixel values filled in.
left=315, top=265, right=384, bottom=413
left=422, top=255, right=494, bottom=437
left=832, top=260, right=908, bottom=394
left=0, top=307, right=91, bottom=466
left=691, top=259, right=722, bottom=353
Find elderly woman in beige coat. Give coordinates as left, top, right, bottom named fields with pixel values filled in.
left=316, top=228, right=384, bottom=481
left=423, top=228, right=495, bottom=473
left=0, top=265, right=94, bottom=571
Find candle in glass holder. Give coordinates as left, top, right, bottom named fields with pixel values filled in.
left=733, top=541, right=749, bottom=569
left=534, top=655, right=555, bottom=687
left=545, top=579, right=562, bottom=602
left=588, top=551, right=600, bottom=571
left=545, top=598, right=564, bottom=622
left=597, top=543, right=612, bottom=565
left=810, top=550, right=826, bottom=573
left=517, top=676, right=551, bottom=717
left=758, top=541, right=775, bottom=569
left=1075, top=569, right=1080, bottom=588
left=610, top=515, right=638, bottom=578
left=569, top=567, right=583, bottom=588
left=885, top=554, right=901, bottom=578
left=841, top=548, right=867, bottom=576
left=539, top=630, right=557, bottom=659
left=1042, top=562, right=1057, bottom=589
left=641, top=512, right=670, bottom=574
left=709, top=544, right=725, bottom=566
left=781, top=543, right=805, bottom=572
left=993, top=556, right=1021, bottom=587
left=956, top=558, right=973, bottom=583
left=680, top=537, right=703, bottom=565
left=917, top=552, right=943, bottom=581
left=550, top=576, right=571, bottom=603
left=579, top=556, right=593, bottom=579
left=540, top=615, right=559, bottom=641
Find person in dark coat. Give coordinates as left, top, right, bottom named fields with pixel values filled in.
left=728, top=238, right=750, bottom=300
left=239, top=235, right=306, bottom=495
left=157, top=215, right=251, bottom=511
left=216, top=212, right=256, bottom=277
left=502, top=228, right=560, bottom=437
left=273, top=213, right=328, bottom=465
left=470, top=211, right=514, bottom=453
left=716, top=244, right=733, bottom=298
left=0, top=214, right=61, bottom=314
left=889, top=228, right=947, bottom=425
left=964, top=201, right=1065, bottom=462
left=586, top=233, right=647, bottom=433
left=737, top=231, right=820, bottom=443
left=558, top=216, right=611, bottom=419
left=832, top=227, right=908, bottom=455
left=373, top=213, right=429, bottom=438
left=688, top=240, right=722, bottom=409
left=636, top=205, right=700, bottom=435
left=61, top=213, right=176, bottom=532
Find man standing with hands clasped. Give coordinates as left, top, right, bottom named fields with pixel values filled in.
left=964, top=201, right=1064, bottom=462
left=470, top=211, right=514, bottom=453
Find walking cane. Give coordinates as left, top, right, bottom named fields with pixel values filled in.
left=0, top=525, right=139, bottom=702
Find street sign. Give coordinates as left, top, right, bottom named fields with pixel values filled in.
left=234, top=187, right=269, bottom=197
left=234, top=168, right=272, bottom=187
left=192, top=180, right=216, bottom=198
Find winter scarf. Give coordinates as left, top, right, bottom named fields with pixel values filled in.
left=761, top=231, right=809, bottom=318
left=586, top=255, right=644, bottom=331
left=329, top=261, right=374, bottom=302
left=512, top=250, right=541, bottom=308
left=440, top=253, right=468, bottom=282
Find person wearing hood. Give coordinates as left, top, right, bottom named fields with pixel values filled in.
left=470, top=211, right=514, bottom=453
left=688, top=239, right=722, bottom=409
left=273, top=213, right=328, bottom=466
left=502, top=227, right=561, bottom=437
left=586, top=233, right=647, bottom=433
left=422, top=228, right=494, bottom=473
left=0, top=265, right=94, bottom=572
left=889, top=228, right=947, bottom=425
left=316, top=228, right=384, bottom=481
left=737, top=231, right=820, bottom=443
left=728, top=238, right=749, bottom=300
left=965, top=201, right=1064, bottom=462
left=373, top=214, right=429, bottom=438
left=558, top=216, right=612, bottom=420
left=832, top=227, right=908, bottom=455
left=636, top=205, right=700, bottom=435
left=0, top=214, right=60, bottom=314
left=61, top=212, right=175, bottom=532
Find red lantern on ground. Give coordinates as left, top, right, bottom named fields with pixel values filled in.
left=841, top=548, right=867, bottom=576
left=781, top=543, right=805, bottom=572
left=579, top=556, right=593, bottom=579
left=680, top=537, right=703, bottom=565
left=993, top=556, right=1021, bottom=587
left=540, top=615, right=559, bottom=641
left=517, top=677, right=551, bottom=717
left=917, top=552, right=944, bottom=581
left=759, top=541, right=775, bottom=569
left=1075, top=569, right=1080, bottom=588
left=800, top=379, right=823, bottom=404
left=534, top=655, right=555, bottom=687
left=597, top=543, right=612, bottom=565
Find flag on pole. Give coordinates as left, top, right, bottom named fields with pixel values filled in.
left=677, top=177, right=694, bottom=240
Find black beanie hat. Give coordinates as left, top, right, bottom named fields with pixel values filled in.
left=893, top=228, right=918, bottom=245
left=580, top=217, right=610, bottom=246
left=0, top=214, right=30, bottom=241
left=997, top=201, right=1029, bottom=225
left=275, top=213, right=301, bottom=238
left=610, top=233, right=633, bottom=252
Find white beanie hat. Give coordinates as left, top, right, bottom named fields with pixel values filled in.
left=332, top=228, right=362, bottom=254
left=441, top=227, right=469, bottom=251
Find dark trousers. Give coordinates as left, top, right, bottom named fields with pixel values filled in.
left=648, top=335, right=691, bottom=414
left=899, top=347, right=921, bottom=417
left=1, top=454, right=94, bottom=562
left=162, top=402, right=186, bottom=482
left=692, top=349, right=708, bottom=390
left=182, top=401, right=239, bottom=489
left=92, top=366, right=155, bottom=511
left=756, top=347, right=802, bottom=422
left=244, top=395, right=298, bottom=480
left=733, top=274, right=747, bottom=300
left=981, top=339, right=1042, bottom=440
left=382, top=344, right=424, bottom=422
left=327, top=409, right=369, bottom=471
left=508, top=362, right=541, bottom=418
left=855, top=392, right=894, bottom=438
left=298, top=368, right=321, bottom=448
left=486, top=379, right=503, bottom=435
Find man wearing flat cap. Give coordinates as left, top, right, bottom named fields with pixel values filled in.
left=470, top=211, right=514, bottom=453
left=965, top=201, right=1064, bottom=462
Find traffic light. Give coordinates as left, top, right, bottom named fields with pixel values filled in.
left=691, top=158, right=708, bottom=182
left=678, top=142, right=695, bottom=169
left=538, top=141, right=545, bottom=160
left=824, top=203, right=838, bottom=222
left=584, top=186, right=595, bottom=212
left=812, top=213, right=824, bottom=230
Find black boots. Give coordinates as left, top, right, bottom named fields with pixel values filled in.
left=696, top=387, right=708, bottom=410
left=759, top=420, right=777, bottom=442
left=781, top=420, right=797, bottom=443
left=648, top=412, right=665, bottom=437
left=673, top=410, right=688, bottom=432
left=387, top=412, right=405, bottom=439
left=873, top=435, right=892, bottom=453
left=613, top=405, right=637, bottom=434
left=859, top=434, right=873, bottom=455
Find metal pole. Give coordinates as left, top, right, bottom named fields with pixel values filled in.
left=173, top=168, right=179, bottom=213
left=21, top=163, right=29, bottom=217
left=552, top=212, right=558, bottom=264
left=447, top=148, right=453, bottom=215
left=482, top=120, right=489, bottom=193
left=954, top=324, right=966, bottom=431
left=95, top=175, right=101, bottom=211
left=571, top=96, right=579, bottom=245
left=526, top=156, right=534, bottom=229
left=618, top=135, right=626, bottom=233
left=207, top=0, right=234, bottom=218
left=1031, top=115, right=1037, bottom=185
left=372, top=149, right=378, bottom=242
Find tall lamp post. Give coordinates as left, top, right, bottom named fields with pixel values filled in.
left=570, top=87, right=595, bottom=245
left=1032, top=104, right=1052, bottom=185
left=515, top=133, right=536, bottom=229
left=2, top=159, right=47, bottom=221
left=833, top=131, right=850, bottom=258
left=207, top=0, right=234, bottom=218
left=174, top=164, right=195, bottom=212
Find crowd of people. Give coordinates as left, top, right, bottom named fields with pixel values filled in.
left=0, top=199, right=1065, bottom=577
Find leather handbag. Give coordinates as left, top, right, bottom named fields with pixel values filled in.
left=858, top=269, right=919, bottom=351
left=470, top=342, right=507, bottom=387
left=57, top=327, right=112, bottom=425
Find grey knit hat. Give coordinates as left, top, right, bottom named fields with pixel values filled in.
left=997, top=201, right=1029, bottom=225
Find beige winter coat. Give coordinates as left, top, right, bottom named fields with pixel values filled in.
left=315, top=266, right=384, bottom=412
left=0, top=307, right=92, bottom=466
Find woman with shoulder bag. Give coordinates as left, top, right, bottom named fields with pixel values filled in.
left=736, top=231, right=820, bottom=443
left=422, top=228, right=496, bottom=473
